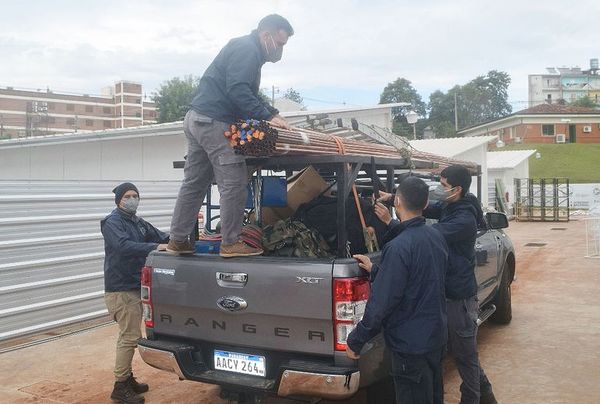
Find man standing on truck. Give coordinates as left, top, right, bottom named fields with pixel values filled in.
left=375, top=165, right=498, bottom=404
left=347, top=177, right=448, bottom=404
left=101, top=182, right=169, bottom=404
left=166, top=14, right=293, bottom=258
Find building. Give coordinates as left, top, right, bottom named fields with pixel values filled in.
left=0, top=81, right=157, bottom=139
left=487, top=150, right=536, bottom=212
left=528, top=58, right=600, bottom=107
left=409, top=136, right=497, bottom=207
left=458, top=104, right=600, bottom=145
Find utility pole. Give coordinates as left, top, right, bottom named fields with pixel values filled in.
left=454, top=93, right=459, bottom=132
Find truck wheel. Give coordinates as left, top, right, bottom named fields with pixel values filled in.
left=366, top=375, right=396, bottom=403
left=490, top=262, right=512, bottom=324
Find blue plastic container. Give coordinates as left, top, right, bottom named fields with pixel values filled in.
left=195, top=239, right=221, bottom=254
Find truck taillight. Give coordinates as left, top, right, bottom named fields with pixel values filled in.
left=333, top=278, right=369, bottom=351
left=141, top=266, right=153, bottom=328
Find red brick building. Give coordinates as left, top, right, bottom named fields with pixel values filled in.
left=458, top=104, right=600, bottom=145
left=0, top=81, right=157, bottom=139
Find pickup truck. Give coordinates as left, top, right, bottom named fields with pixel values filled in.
left=137, top=155, right=515, bottom=403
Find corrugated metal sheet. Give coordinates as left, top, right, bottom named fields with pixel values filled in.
left=0, top=180, right=179, bottom=340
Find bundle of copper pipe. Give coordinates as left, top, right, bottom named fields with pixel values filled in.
left=224, top=121, right=477, bottom=172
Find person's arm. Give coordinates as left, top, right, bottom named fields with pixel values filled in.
left=423, top=201, right=443, bottom=219
left=101, top=219, right=158, bottom=258
left=144, top=220, right=170, bottom=244
left=346, top=246, right=408, bottom=355
left=432, top=210, right=477, bottom=243
left=225, top=47, right=276, bottom=121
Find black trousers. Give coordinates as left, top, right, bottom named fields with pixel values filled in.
left=391, top=347, right=444, bottom=404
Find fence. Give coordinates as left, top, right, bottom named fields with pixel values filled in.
left=0, top=180, right=179, bottom=341
left=514, top=178, right=569, bottom=222
left=584, top=217, right=600, bottom=259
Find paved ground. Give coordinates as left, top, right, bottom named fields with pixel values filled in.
left=1, top=219, right=599, bottom=403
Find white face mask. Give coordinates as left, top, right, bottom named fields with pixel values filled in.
left=264, top=32, right=283, bottom=63
left=121, top=197, right=139, bottom=214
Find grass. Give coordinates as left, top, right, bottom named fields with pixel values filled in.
left=501, top=143, right=600, bottom=183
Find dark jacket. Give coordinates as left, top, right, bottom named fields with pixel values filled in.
left=190, top=31, right=279, bottom=123
left=347, top=217, right=448, bottom=355
left=423, top=193, right=484, bottom=300
left=101, top=208, right=169, bottom=292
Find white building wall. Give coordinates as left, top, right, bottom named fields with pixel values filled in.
left=454, top=146, right=489, bottom=207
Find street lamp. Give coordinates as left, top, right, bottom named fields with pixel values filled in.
left=405, top=110, right=419, bottom=140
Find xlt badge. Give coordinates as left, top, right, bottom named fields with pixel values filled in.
left=296, top=276, right=324, bottom=284
left=216, top=296, right=248, bottom=312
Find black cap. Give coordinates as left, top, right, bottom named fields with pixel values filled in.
left=112, top=182, right=139, bottom=205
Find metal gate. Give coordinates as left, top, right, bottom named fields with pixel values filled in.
left=0, top=180, right=179, bottom=341
left=514, top=178, right=569, bottom=221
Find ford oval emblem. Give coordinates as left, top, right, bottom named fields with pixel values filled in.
left=217, top=296, right=248, bottom=312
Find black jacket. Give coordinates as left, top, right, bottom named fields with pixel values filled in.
left=101, top=208, right=169, bottom=292
left=347, top=217, right=448, bottom=355
left=190, top=31, right=279, bottom=123
left=423, top=193, right=484, bottom=300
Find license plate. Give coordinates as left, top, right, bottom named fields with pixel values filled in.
left=213, top=350, right=266, bottom=377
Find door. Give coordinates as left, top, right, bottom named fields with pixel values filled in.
left=474, top=230, right=499, bottom=304
left=569, top=124, right=577, bottom=143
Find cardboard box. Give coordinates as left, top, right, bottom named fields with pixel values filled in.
left=261, top=166, right=329, bottom=226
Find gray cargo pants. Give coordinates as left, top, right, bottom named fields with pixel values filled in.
left=170, top=109, right=247, bottom=245
left=447, top=296, right=493, bottom=404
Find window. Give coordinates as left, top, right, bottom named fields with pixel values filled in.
left=103, top=107, right=111, bottom=114
left=66, top=118, right=75, bottom=125
left=66, top=104, right=74, bottom=111
left=85, top=105, right=93, bottom=113
left=542, top=124, right=555, bottom=136
left=136, top=99, right=141, bottom=104
left=47, top=102, right=55, bottom=110
left=135, top=112, right=141, bottom=117
left=103, top=120, right=111, bottom=128
left=85, top=119, right=93, bottom=127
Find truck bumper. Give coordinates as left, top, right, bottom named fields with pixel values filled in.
left=138, top=338, right=360, bottom=400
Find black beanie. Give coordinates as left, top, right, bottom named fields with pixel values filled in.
left=112, top=182, right=139, bottom=205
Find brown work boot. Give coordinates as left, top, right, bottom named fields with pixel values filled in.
left=219, top=241, right=263, bottom=258
left=127, top=373, right=149, bottom=394
left=166, top=238, right=195, bottom=255
left=110, top=380, right=144, bottom=403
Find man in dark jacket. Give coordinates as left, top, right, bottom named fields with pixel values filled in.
left=101, top=182, right=169, bottom=404
left=375, top=166, right=497, bottom=404
left=167, top=14, right=293, bottom=258
left=347, top=177, right=448, bottom=404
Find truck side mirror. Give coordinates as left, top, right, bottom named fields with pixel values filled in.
left=486, top=212, right=509, bottom=229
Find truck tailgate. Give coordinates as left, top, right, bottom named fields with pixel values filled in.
left=146, top=253, right=335, bottom=356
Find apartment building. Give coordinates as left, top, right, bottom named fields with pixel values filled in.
left=0, top=80, right=157, bottom=139
left=528, top=58, right=600, bottom=107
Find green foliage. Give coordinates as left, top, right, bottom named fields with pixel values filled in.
left=570, top=95, right=599, bottom=108
left=152, top=75, right=200, bottom=123
left=379, top=78, right=426, bottom=138
left=427, top=71, right=512, bottom=138
left=503, top=143, right=600, bottom=183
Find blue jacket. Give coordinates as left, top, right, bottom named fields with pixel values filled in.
left=101, top=208, right=169, bottom=292
left=190, top=31, right=279, bottom=123
left=424, top=193, right=485, bottom=300
left=347, top=217, right=448, bottom=355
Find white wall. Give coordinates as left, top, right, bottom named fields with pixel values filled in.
left=0, top=134, right=186, bottom=181
left=454, top=145, right=489, bottom=207
left=488, top=159, right=530, bottom=212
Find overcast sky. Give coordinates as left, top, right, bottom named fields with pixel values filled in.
left=1, top=0, right=598, bottom=111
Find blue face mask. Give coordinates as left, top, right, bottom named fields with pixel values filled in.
left=121, top=197, right=139, bottom=214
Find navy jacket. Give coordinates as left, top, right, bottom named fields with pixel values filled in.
left=101, top=208, right=169, bottom=292
left=423, top=193, right=485, bottom=300
left=190, top=31, right=279, bottom=123
left=347, top=217, right=448, bottom=355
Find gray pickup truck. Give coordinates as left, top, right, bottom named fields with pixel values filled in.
left=137, top=155, right=515, bottom=403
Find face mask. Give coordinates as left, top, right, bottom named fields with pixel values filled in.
left=432, top=185, right=455, bottom=201
left=264, top=32, right=283, bottom=63
left=121, top=197, right=139, bottom=214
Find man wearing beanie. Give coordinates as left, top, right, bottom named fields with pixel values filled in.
left=167, top=14, right=293, bottom=257
left=101, top=182, right=169, bottom=403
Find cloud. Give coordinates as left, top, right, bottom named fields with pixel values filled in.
left=1, top=0, right=599, bottom=109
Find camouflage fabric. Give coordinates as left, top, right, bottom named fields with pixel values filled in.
left=262, top=219, right=332, bottom=258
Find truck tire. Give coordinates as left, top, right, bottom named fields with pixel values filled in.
left=490, top=262, right=512, bottom=324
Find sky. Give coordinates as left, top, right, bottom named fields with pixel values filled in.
left=1, top=0, right=599, bottom=112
